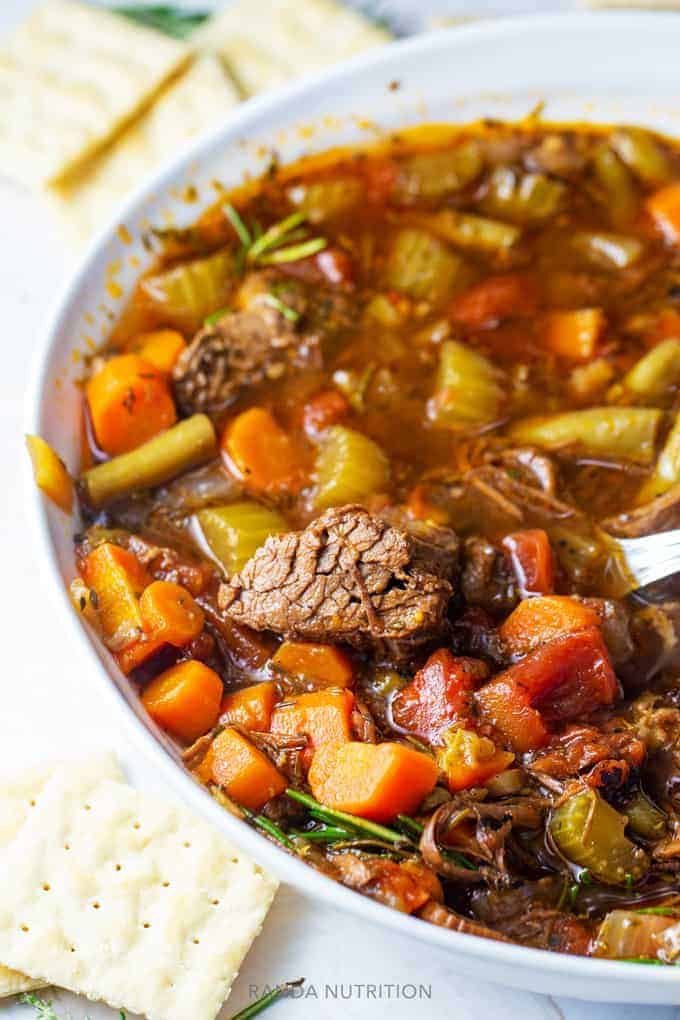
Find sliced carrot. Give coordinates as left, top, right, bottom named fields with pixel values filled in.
left=116, top=634, right=167, bottom=675
left=543, top=309, right=605, bottom=362
left=26, top=435, right=73, bottom=512
left=500, top=595, right=601, bottom=658
left=271, top=641, right=355, bottom=689
left=208, top=727, right=286, bottom=810
left=86, top=354, right=177, bottom=456
left=80, top=542, right=150, bottom=648
left=221, top=407, right=306, bottom=497
left=646, top=181, right=680, bottom=245
left=141, top=659, right=223, bottom=742
left=309, top=741, right=438, bottom=822
left=271, top=690, right=354, bottom=766
left=139, top=581, right=204, bottom=646
left=437, top=727, right=514, bottom=793
left=220, top=681, right=277, bottom=732
left=136, top=329, right=187, bottom=374
left=502, top=529, right=555, bottom=597
left=449, top=273, right=535, bottom=329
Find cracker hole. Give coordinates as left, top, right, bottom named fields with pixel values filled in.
left=92, top=902, right=101, bottom=910
left=211, top=900, right=219, bottom=906
left=84, top=804, right=91, bottom=811
left=42, top=884, right=50, bottom=892
left=193, top=938, right=200, bottom=945
left=133, top=822, right=141, bottom=830
left=20, top=925, right=29, bottom=933
left=143, top=923, right=151, bottom=929
left=183, top=842, right=191, bottom=848
left=29, top=799, right=36, bottom=807
left=115, top=864, right=122, bottom=872
left=70, top=947, right=76, bottom=953
left=162, top=881, right=170, bottom=888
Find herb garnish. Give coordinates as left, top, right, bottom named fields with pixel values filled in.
left=223, top=205, right=327, bottom=270
left=229, top=979, right=305, bottom=1020
left=113, top=4, right=210, bottom=39
left=19, top=994, right=60, bottom=1020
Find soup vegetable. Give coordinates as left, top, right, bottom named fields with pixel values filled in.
left=39, top=121, right=680, bottom=961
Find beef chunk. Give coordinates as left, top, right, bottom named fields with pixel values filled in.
left=461, top=536, right=518, bottom=616
left=217, top=505, right=455, bottom=664
left=172, top=304, right=307, bottom=417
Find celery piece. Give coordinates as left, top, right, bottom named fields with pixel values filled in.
left=611, top=127, right=673, bottom=187
left=429, top=340, right=504, bottom=429
left=594, top=910, right=675, bottom=960
left=625, top=792, right=667, bottom=840
left=592, top=143, right=638, bottom=228
left=620, top=338, right=680, bottom=399
left=313, top=425, right=390, bottom=509
left=288, top=178, right=363, bottom=223
left=395, top=140, right=483, bottom=200
left=572, top=231, right=644, bottom=270
left=83, top=414, right=217, bottom=508
left=412, top=209, right=520, bottom=252
left=481, top=167, right=565, bottom=223
left=141, top=250, right=234, bottom=332
left=550, top=789, right=649, bottom=886
left=509, top=407, right=662, bottom=464
left=385, top=228, right=464, bottom=303
left=197, top=502, right=288, bottom=576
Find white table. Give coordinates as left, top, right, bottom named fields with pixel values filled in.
left=0, top=2, right=678, bottom=1018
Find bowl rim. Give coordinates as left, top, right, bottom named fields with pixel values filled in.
left=26, top=10, right=680, bottom=992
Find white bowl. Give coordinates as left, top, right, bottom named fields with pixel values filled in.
left=27, top=13, right=680, bottom=1003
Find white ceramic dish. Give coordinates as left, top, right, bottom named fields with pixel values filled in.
left=27, top=13, right=680, bottom=1003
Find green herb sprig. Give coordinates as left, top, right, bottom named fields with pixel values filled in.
left=19, top=994, right=60, bottom=1020
left=229, top=979, right=305, bottom=1020
left=113, top=4, right=210, bottom=39
left=223, top=205, right=327, bottom=271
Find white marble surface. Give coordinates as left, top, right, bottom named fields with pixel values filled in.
left=0, top=1, right=678, bottom=1018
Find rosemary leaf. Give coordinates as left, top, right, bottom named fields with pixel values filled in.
left=285, top=788, right=411, bottom=846
left=229, top=979, right=305, bottom=1020
left=259, top=236, right=327, bottom=265
left=113, top=4, right=210, bottom=39
left=248, top=212, right=308, bottom=261
left=224, top=203, right=253, bottom=249
left=242, top=807, right=296, bottom=850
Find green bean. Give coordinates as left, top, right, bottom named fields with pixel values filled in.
left=430, top=340, right=504, bottom=429
left=619, top=338, right=680, bottom=399
left=197, top=502, right=288, bottom=575
left=572, top=231, right=644, bottom=270
left=592, top=143, right=638, bottom=228
left=412, top=209, right=521, bottom=252
left=385, top=228, right=465, bottom=302
left=509, top=407, right=662, bottom=464
left=611, top=127, right=673, bottom=187
left=637, top=410, right=680, bottom=501
left=312, top=425, right=390, bottom=509
left=83, top=414, right=217, bottom=507
left=550, top=789, right=649, bottom=886
left=395, top=140, right=483, bottom=200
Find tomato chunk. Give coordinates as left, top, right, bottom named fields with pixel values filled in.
left=449, top=273, right=536, bottom=329
left=391, top=649, right=489, bottom=744
left=476, top=628, right=619, bottom=752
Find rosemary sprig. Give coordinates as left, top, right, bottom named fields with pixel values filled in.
left=19, top=994, right=60, bottom=1020
left=242, top=807, right=296, bottom=850
left=113, top=4, right=210, bottom=39
left=229, top=979, right=305, bottom=1020
left=286, top=789, right=412, bottom=847
left=289, top=825, right=354, bottom=843
left=396, top=813, right=476, bottom=871
left=223, top=204, right=327, bottom=271
left=634, top=906, right=680, bottom=917
left=204, top=306, right=230, bottom=327
left=263, top=293, right=300, bottom=323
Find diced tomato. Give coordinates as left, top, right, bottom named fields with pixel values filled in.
left=449, top=274, right=536, bottom=330
left=303, top=389, right=350, bottom=437
left=475, top=628, right=619, bottom=752
left=365, top=158, right=398, bottom=204
left=502, top=529, right=555, bottom=597
left=391, top=649, right=489, bottom=744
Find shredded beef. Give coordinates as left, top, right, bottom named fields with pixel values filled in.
left=217, top=505, right=456, bottom=665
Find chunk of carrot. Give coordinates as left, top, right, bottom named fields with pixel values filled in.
left=220, top=681, right=277, bottom=732
left=136, top=329, right=187, bottom=374
left=26, top=435, right=73, bottom=512
left=271, top=641, right=355, bottom=689
left=86, top=354, right=177, bottom=456
left=449, top=273, right=535, bottom=329
left=80, top=542, right=150, bottom=648
left=208, top=727, right=286, bottom=810
left=139, top=581, right=204, bottom=646
left=646, top=181, right=680, bottom=245
left=221, top=407, right=306, bottom=497
left=500, top=595, right=601, bottom=658
left=309, top=741, right=438, bottom=822
left=543, top=309, right=605, bottom=362
left=141, top=659, right=223, bottom=742
left=271, top=690, right=354, bottom=766
left=502, top=529, right=555, bottom=597
left=438, top=727, right=515, bottom=793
